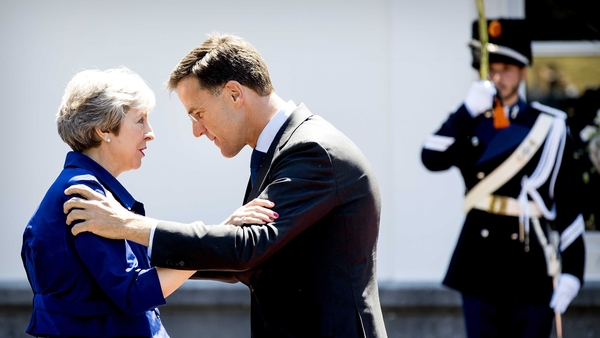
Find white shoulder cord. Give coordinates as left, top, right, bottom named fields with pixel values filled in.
left=518, top=104, right=567, bottom=237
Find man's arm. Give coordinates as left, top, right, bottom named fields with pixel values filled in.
left=421, top=81, right=495, bottom=172
left=548, top=135, right=586, bottom=313
left=150, top=141, right=339, bottom=271
left=63, top=184, right=277, bottom=247
left=64, top=185, right=154, bottom=246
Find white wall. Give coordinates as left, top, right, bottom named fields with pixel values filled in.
left=0, top=0, right=514, bottom=281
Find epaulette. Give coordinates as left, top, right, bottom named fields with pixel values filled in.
left=531, top=101, right=567, bottom=120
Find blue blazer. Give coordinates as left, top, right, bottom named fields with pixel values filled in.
left=21, top=151, right=168, bottom=337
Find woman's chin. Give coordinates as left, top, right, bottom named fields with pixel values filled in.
left=125, top=161, right=143, bottom=172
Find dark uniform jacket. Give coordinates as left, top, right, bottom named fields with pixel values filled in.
left=151, top=104, right=387, bottom=338
left=421, top=99, right=585, bottom=305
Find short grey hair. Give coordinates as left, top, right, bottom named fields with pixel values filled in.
left=57, top=67, right=156, bottom=152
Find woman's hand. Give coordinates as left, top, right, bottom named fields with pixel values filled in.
left=222, top=199, right=278, bottom=226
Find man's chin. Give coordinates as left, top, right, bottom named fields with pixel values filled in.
left=219, top=148, right=235, bottom=158
left=221, top=147, right=244, bottom=159
left=500, top=89, right=519, bottom=104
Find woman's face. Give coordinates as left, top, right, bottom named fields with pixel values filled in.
left=106, top=108, right=154, bottom=177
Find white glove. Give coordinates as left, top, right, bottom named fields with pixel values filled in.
left=464, top=80, right=497, bottom=117
left=550, top=273, right=581, bottom=314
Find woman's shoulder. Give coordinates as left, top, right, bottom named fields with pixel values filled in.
left=45, top=167, right=106, bottom=200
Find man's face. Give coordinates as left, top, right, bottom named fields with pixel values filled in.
left=489, top=62, right=527, bottom=104
left=176, top=77, right=246, bottom=158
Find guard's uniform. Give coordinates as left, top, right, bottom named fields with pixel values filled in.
left=421, top=22, right=585, bottom=337
left=423, top=97, right=585, bottom=298
left=422, top=98, right=585, bottom=336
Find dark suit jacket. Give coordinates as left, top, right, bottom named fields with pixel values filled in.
left=151, top=104, right=387, bottom=337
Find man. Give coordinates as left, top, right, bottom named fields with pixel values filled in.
left=64, top=33, right=387, bottom=338
left=421, top=19, right=585, bottom=337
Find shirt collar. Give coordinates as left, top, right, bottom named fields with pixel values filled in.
left=64, top=151, right=139, bottom=211
left=254, top=100, right=296, bottom=153
left=507, top=97, right=527, bottom=120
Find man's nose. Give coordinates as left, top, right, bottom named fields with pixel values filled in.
left=192, top=121, right=206, bottom=138
left=489, top=71, right=501, bottom=83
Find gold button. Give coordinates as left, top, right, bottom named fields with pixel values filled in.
left=511, top=233, right=518, bottom=240
left=477, top=172, right=485, bottom=179
left=481, top=229, right=489, bottom=238
left=484, top=111, right=493, bottom=118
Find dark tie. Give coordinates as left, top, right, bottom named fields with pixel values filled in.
left=250, top=149, right=266, bottom=186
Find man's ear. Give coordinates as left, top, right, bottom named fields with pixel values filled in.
left=225, top=81, right=244, bottom=107
left=519, top=67, right=528, bottom=82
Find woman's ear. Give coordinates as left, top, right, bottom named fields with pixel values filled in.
left=95, top=128, right=111, bottom=143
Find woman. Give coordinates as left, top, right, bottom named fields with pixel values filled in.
left=21, top=67, right=277, bottom=337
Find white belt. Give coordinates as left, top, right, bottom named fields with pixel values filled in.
left=472, top=195, right=542, bottom=217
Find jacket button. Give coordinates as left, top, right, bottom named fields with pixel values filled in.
left=511, top=233, right=518, bottom=240
left=477, top=172, right=485, bottom=179
left=481, top=229, right=489, bottom=238
left=484, top=111, right=493, bottom=118
left=471, top=136, right=480, bottom=147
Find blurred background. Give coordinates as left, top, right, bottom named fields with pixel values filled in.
left=1, top=0, right=599, bottom=336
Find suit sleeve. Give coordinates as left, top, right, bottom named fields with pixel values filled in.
left=69, top=175, right=166, bottom=315
left=421, top=104, right=478, bottom=171
left=551, top=136, right=586, bottom=284
left=190, top=271, right=237, bottom=283
left=151, top=140, right=337, bottom=271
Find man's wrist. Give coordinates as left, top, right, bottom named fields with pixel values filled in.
left=147, top=219, right=159, bottom=256
left=125, top=215, right=156, bottom=247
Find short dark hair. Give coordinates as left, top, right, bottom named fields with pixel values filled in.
left=167, top=33, right=274, bottom=96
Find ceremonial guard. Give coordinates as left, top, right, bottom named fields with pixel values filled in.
left=421, top=19, right=585, bottom=337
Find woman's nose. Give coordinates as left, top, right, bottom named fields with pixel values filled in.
left=145, top=123, right=155, bottom=141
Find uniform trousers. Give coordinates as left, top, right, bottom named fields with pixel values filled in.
left=462, top=293, right=554, bottom=338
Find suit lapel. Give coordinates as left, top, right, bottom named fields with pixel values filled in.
left=243, top=104, right=313, bottom=203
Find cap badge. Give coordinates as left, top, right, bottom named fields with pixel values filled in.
left=489, top=20, right=502, bottom=38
